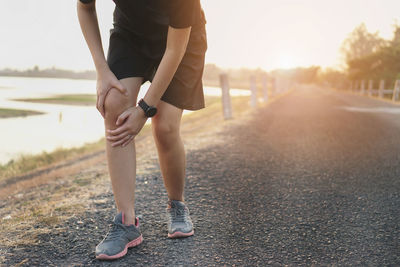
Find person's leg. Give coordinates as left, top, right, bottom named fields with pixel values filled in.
left=103, top=77, right=143, bottom=225
left=151, top=100, right=194, bottom=238
left=151, top=100, right=185, bottom=201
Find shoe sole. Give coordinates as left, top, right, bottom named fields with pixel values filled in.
left=96, top=235, right=143, bottom=260
left=168, top=230, right=194, bottom=239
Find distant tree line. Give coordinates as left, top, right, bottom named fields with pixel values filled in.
left=0, top=66, right=96, bottom=80
left=0, top=64, right=337, bottom=90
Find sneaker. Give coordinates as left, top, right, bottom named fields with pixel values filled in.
left=95, top=212, right=143, bottom=260
left=166, top=200, right=194, bottom=238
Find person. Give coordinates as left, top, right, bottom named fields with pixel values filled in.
left=77, top=0, right=207, bottom=260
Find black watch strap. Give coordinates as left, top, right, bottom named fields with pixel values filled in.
left=138, top=98, right=157, bottom=117
left=138, top=98, right=149, bottom=111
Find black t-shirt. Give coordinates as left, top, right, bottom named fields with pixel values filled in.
left=79, top=0, right=206, bottom=40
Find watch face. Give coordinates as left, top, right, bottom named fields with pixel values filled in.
left=146, top=107, right=157, bottom=117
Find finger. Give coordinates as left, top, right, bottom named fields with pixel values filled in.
left=97, top=94, right=106, bottom=118
left=112, top=80, right=129, bottom=96
left=96, top=93, right=99, bottom=112
left=107, top=125, right=129, bottom=136
left=107, top=131, right=130, bottom=142
left=116, top=109, right=131, bottom=126
left=96, top=94, right=102, bottom=117
left=112, top=134, right=132, bottom=147
left=122, top=135, right=134, bottom=147
left=96, top=102, right=104, bottom=119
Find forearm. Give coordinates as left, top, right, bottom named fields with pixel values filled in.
left=143, top=49, right=186, bottom=106
left=143, top=26, right=191, bottom=107
left=77, top=1, right=108, bottom=72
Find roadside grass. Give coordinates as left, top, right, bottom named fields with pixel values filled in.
left=183, top=95, right=251, bottom=123
left=1, top=196, right=87, bottom=247
left=0, top=139, right=106, bottom=182
left=0, top=108, right=44, bottom=118
left=0, top=164, right=105, bottom=248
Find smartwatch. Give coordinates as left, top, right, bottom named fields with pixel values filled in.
left=138, top=98, right=157, bottom=117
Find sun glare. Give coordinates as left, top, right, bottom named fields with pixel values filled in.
left=278, top=54, right=298, bottom=69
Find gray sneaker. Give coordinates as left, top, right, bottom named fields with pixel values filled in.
left=95, top=212, right=143, bottom=260
left=166, top=200, right=194, bottom=238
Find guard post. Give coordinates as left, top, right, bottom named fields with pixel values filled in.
left=368, top=80, right=373, bottom=97
left=392, top=80, right=400, bottom=102
left=250, top=75, right=257, bottom=108
left=379, top=80, right=385, bottom=98
left=360, top=80, right=366, bottom=95
left=262, top=75, right=269, bottom=103
left=219, top=73, right=232, bottom=120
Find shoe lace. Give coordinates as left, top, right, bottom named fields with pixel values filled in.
left=169, top=206, right=188, bottom=223
left=104, top=221, right=127, bottom=241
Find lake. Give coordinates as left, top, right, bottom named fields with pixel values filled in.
left=0, top=76, right=249, bottom=165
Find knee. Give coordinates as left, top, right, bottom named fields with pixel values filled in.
left=153, top=119, right=180, bottom=146
left=104, top=89, right=130, bottom=125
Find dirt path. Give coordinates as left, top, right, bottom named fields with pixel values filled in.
left=2, top=87, right=400, bottom=266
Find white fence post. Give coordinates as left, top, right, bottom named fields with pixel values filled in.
left=250, top=75, right=257, bottom=108
left=272, top=77, right=277, bottom=96
left=354, top=80, right=359, bottom=93
left=379, top=80, right=385, bottom=98
left=262, top=75, right=269, bottom=103
left=219, top=73, right=232, bottom=120
left=360, top=80, right=366, bottom=95
left=392, top=80, right=400, bottom=102
left=276, top=78, right=281, bottom=94
left=368, top=80, right=373, bottom=97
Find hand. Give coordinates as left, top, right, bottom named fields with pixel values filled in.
left=106, top=106, right=148, bottom=147
left=96, top=67, right=128, bottom=118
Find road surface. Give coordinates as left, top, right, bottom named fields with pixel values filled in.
left=4, top=86, right=400, bottom=266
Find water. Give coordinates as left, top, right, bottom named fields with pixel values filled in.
left=0, top=76, right=249, bottom=164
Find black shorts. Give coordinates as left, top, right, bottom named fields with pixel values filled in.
left=106, top=22, right=208, bottom=111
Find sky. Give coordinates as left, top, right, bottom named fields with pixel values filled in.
left=0, top=0, right=399, bottom=71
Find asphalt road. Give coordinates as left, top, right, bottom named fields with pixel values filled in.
left=5, top=86, right=400, bottom=266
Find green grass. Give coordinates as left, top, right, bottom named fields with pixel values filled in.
left=0, top=138, right=106, bottom=181
left=0, top=108, right=44, bottom=118
left=73, top=177, right=92, bottom=187
left=183, top=95, right=251, bottom=123
left=14, top=94, right=97, bottom=106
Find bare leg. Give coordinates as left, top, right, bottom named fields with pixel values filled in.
left=103, top=77, right=142, bottom=225
left=151, top=100, right=185, bottom=201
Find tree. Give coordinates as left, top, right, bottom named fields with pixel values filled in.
left=391, top=24, right=400, bottom=47
left=343, top=23, right=400, bottom=87
left=341, top=23, right=386, bottom=65
left=318, top=68, right=347, bottom=89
